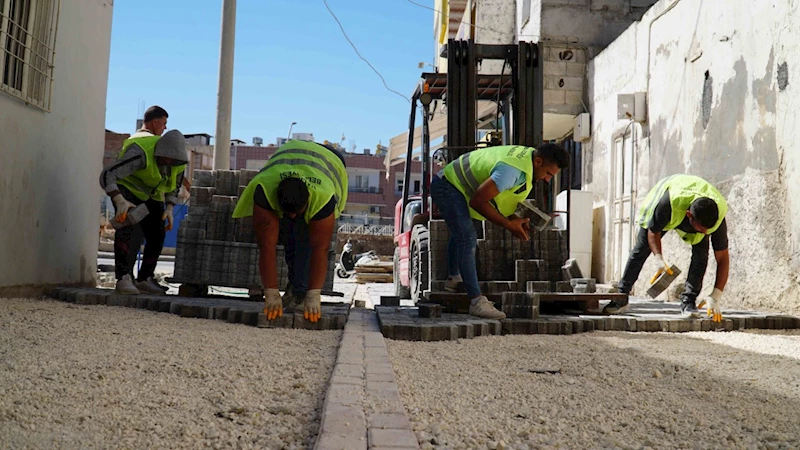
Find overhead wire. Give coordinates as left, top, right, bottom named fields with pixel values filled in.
left=322, top=0, right=411, bottom=103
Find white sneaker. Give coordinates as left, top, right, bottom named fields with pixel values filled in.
left=115, top=274, right=140, bottom=295
left=444, top=275, right=462, bottom=292
left=469, top=296, right=506, bottom=320
left=135, top=277, right=165, bottom=295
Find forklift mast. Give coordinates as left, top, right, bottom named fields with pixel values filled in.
left=399, top=39, right=544, bottom=225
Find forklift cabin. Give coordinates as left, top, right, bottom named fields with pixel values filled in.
left=393, top=39, right=573, bottom=302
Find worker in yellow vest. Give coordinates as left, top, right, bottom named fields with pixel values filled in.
left=99, top=106, right=188, bottom=295
left=233, top=141, right=348, bottom=323
left=603, top=174, right=729, bottom=321
left=433, top=144, right=570, bottom=319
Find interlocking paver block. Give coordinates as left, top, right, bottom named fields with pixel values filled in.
left=418, top=303, right=442, bottom=318
left=368, top=429, right=419, bottom=448
left=334, top=363, right=364, bottom=378
left=368, top=412, right=412, bottom=430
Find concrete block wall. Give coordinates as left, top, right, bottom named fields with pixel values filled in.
left=543, top=44, right=588, bottom=116
left=173, top=170, right=336, bottom=291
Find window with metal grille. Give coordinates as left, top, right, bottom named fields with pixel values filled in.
left=0, top=0, right=59, bottom=111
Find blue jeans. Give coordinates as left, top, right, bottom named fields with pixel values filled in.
left=279, top=216, right=311, bottom=298
left=430, top=176, right=481, bottom=299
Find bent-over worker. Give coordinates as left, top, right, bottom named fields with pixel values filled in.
left=603, top=174, right=729, bottom=321
left=233, top=140, right=347, bottom=323
left=431, top=144, right=570, bottom=319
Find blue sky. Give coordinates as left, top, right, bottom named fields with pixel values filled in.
left=105, top=0, right=435, bottom=151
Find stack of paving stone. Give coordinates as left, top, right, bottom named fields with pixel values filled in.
left=172, top=170, right=336, bottom=291
left=428, top=219, right=570, bottom=295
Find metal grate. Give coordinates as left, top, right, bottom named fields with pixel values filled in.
left=0, top=0, right=59, bottom=111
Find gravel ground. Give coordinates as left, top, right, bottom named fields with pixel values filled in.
left=0, top=297, right=341, bottom=450
left=388, top=330, right=800, bottom=450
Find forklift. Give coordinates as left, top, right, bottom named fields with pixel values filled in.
left=392, top=39, right=573, bottom=303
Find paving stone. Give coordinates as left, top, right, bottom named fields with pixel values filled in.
left=158, top=300, right=172, bottom=313
left=392, top=324, right=421, bottom=341
left=368, top=429, right=419, bottom=448
left=420, top=324, right=458, bottom=341
left=329, top=375, right=363, bottom=386
left=418, top=303, right=442, bottom=319
left=368, top=412, right=412, bottom=430
left=472, top=321, right=490, bottom=336
left=366, top=381, right=398, bottom=393
left=366, top=373, right=395, bottom=383
left=334, top=363, right=364, bottom=378
left=107, top=294, right=135, bottom=308
left=365, top=389, right=405, bottom=412
left=592, top=317, right=607, bottom=331
left=452, top=322, right=475, bottom=339
left=380, top=296, right=401, bottom=306
left=179, top=304, right=204, bottom=318
left=73, top=292, right=91, bottom=305
left=257, top=313, right=294, bottom=328
left=211, top=306, right=229, bottom=320
left=315, top=434, right=367, bottom=450
left=326, top=384, right=364, bottom=407
left=365, top=364, right=394, bottom=375
left=226, top=309, right=243, bottom=323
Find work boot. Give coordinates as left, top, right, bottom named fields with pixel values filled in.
left=603, top=299, right=629, bottom=314
left=135, top=277, right=165, bottom=295
left=469, top=296, right=506, bottom=320
left=680, top=301, right=700, bottom=319
left=282, top=285, right=306, bottom=312
left=444, top=275, right=462, bottom=292
left=115, top=274, right=140, bottom=295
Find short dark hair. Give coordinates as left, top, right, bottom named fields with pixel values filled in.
left=144, top=106, right=168, bottom=123
left=277, top=177, right=309, bottom=215
left=689, top=197, right=719, bottom=228
left=535, top=143, right=570, bottom=169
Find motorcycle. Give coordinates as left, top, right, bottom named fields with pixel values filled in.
left=336, top=241, right=379, bottom=279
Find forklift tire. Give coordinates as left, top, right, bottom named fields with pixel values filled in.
left=393, top=248, right=411, bottom=299
left=409, top=224, right=429, bottom=304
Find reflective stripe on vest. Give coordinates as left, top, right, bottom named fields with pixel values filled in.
left=638, top=174, right=728, bottom=245
left=232, top=141, right=348, bottom=222
left=443, top=145, right=534, bottom=220
left=449, top=153, right=502, bottom=210
left=116, top=136, right=185, bottom=202
left=260, top=149, right=344, bottom=205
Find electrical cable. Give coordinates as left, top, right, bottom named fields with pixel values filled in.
left=323, top=0, right=411, bottom=103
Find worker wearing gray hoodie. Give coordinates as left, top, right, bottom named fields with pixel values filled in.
left=99, top=106, right=188, bottom=295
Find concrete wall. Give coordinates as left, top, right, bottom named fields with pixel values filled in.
left=0, top=0, right=113, bottom=295
left=585, top=0, right=800, bottom=315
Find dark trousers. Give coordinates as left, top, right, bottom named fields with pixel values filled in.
left=279, top=216, right=311, bottom=298
left=114, top=186, right=166, bottom=281
left=618, top=227, right=709, bottom=304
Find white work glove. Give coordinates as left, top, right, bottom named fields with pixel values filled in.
left=264, top=288, right=283, bottom=320
left=649, top=253, right=674, bottom=284
left=162, top=204, right=175, bottom=231
left=112, top=194, right=135, bottom=223
left=303, top=289, right=322, bottom=323
left=698, top=288, right=723, bottom=323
